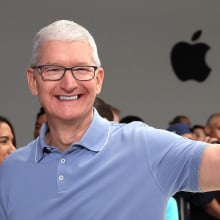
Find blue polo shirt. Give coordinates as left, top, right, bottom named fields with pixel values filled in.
left=0, top=110, right=207, bottom=220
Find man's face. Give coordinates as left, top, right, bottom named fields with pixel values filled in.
left=27, top=40, right=104, bottom=122
left=205, top=118, right=220, bottom=139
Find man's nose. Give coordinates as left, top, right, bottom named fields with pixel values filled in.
left=59, top=69, right=78, bottom=91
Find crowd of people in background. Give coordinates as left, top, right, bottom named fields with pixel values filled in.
left=166, top=113, right=220, bottom=220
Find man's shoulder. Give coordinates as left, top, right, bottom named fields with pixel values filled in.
left=110, top=121, right=157, bottom=145
left=113, top=121, right=151, bottom=132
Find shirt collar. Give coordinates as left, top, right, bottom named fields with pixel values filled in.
left=77, top=108, right=111, bottom=151
left=35, top=108, right=111, bottom=162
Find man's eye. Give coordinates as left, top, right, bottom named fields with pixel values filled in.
left=47, top=68, right=60, bottom=72
left=75, top=67, right=91, bottom=72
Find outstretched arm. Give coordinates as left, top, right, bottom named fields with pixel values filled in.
left=199, top=144, right=220, bottom=191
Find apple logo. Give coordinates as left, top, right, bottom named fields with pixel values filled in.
left=170, top=30, right=211, bottom=82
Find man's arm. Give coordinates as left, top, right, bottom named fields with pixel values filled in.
left=199, top=144, right=220, bottom=191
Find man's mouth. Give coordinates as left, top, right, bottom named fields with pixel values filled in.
left=58, top=95, right=79, bottom=100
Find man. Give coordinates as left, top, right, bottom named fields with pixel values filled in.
left=190, top=113, right=220, bottom=220
left=0, top=20, right=220, bottom=220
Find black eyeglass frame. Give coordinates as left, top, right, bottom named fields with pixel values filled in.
left=31, top=65, right=98, bottom=81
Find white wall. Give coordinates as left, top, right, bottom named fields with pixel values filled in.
left=0, top=0, right=219, bottom=147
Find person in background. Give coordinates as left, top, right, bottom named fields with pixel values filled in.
left=2, top=19, right=220, bottom=220
left=108, top=104, right=120, bottom=122
left=169, top=115, right=191, bottom=126
left=120, top=115, right=144, bottom=123
left=192, top=125, right=207, bottom=142
left=94, top=97, right=113, bottom=121
left=0, top=116, right=16, bottom=164
left=204, top=113, right=220, bottom=141
left=166, top=197, right=179, bottom=220
left=34, top=106, right=47, bottom=138
left=167, top=122, right=197, bottom=140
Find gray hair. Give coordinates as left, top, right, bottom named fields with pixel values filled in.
left=30, top=20, right=101, bottom=67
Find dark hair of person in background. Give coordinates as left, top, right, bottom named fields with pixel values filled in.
left=94, top=97, right=114, bottom=121
left=0, top=115, right=16, bottom=147
left=34, top=107, right=47, bottom=138
left=107, top=104, right=120, bottom=122
left=191, top=124, right=204, bottom=130
left=119, top=115, right=144, bottom=123
left=36, top=107, right=45, bottom=121
left=191, top=124, right=207, bottom=142
left=169, top=115, right=191, bottom=126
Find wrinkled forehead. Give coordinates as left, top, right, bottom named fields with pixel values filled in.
left=36, top=40, right=94, bottom=65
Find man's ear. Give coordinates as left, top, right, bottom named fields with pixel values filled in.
left=96, top=67, right=104, bottom=95
left=27, top=68, right=38, bottom=96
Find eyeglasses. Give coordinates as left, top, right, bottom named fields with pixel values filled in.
left=31, top=65, right=98, bottom=81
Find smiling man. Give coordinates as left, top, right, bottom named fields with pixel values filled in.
left=27, top=36, right=104, bottom=152
left=1, top=20, right=220, bottom=220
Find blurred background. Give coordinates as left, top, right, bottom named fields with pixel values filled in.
left=0, top=0, right=219, bottom=146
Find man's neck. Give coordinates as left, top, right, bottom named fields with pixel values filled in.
left=45, top=115, right=93, bottom=152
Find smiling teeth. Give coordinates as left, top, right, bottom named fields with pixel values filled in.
left=59, top=95, right=78, bottom=100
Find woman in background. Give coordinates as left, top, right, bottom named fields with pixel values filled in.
left=0, top=116, right=16, bottom=164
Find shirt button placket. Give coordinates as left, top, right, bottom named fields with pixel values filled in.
left=61, top=158, right=66, bottom=164
left=57, top=157, right=66, bottom=192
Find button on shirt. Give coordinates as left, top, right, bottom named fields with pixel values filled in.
left=0, top=109, right=207, bottom=220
